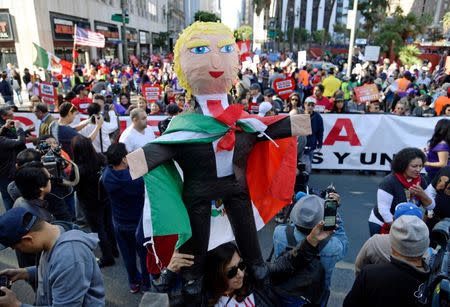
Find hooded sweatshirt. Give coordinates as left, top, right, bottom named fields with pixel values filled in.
left=101, top=166, right=144, bottom=225
left=23, top=229, right=105, bottom=307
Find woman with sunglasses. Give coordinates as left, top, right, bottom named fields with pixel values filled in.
left=286, top=92, right=302, bottom=115
left=203, top=221, right=332, bottom=306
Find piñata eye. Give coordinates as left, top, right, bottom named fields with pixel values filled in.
left=220, top=45, right=234, bottom=53
left=190, top=46, right=211, bottom=54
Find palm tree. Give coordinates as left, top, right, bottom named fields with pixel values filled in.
left=253, top=0, right=272, bottom=16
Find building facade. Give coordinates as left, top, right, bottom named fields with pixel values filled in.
left=0, top=0, right=168, bottom=71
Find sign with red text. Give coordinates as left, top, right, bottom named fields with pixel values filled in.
left=354, top=84, right=380, bottom=103
left=273, top=78, right=295, bottom=100
left=38, top=82, right=57, bottom=105
left=143, top=84, right=160, bottom=103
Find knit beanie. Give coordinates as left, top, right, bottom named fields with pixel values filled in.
left=290, top=195, right=324, bottom=229
left=389, top=215, right=429, bottom=257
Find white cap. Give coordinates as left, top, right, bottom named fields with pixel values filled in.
left=258, top=102, right=273, bottom=117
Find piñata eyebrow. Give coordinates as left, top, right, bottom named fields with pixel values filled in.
left=186, top=39, right=210, bottom=48
left=217, top=39, right=235, bottom=48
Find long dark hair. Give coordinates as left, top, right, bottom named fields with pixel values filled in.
left=429, top=119, right=450, bottom=149
left=287, top=92, right=301, bottom=112
left=204, top=243, right=248, bottom=306
left=71, top=135, right=103, bottom=172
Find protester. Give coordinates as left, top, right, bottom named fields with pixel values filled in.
left=355, top=202, right=423, bottom=276
left=0, top=72, right=14, bottom=105
left=71, top=85, right=93, bottom=114
left=312, top=84, right=332, bottom=112
left=33, top=103, right=55, bottom=136
left=322, top=68, right=342, bottom=98
left=158, top=104, right=181, bottom=134
left=71, top=135, right=118, bottom=267
left=102, top=143, right=149, bottom=293
left=248, top=83, right=264, bottom=114
left=263, top=88, right=283, bottom=113
left=0, top=107, right=26, bottom=210
left=119, top=108, right=155, bottom=152
left=344, top=215, right=430, bottom=307
left=301, top=96, right=324, bottom=173
left=412, top=94, right=436, bottom=117
left=0, top=207, right=105, bottom=306
left=433, top=87, right=450, bottom=115
left=424, top=119, right=450, bottom=181
left=286, top=92, right=301, bottom=115
left=273, top=193, right=348, bottom=291
left=440, top=104, right=450, bottom=116
left=51, top=102, right=103, bottom=158
left=368, top=147, right=434, bottom=236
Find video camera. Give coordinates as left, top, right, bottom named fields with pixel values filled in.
left=37, top=141, right=68, bottom=184
left=415, top=218, right=450, bottom=306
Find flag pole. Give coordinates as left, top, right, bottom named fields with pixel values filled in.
left=72, top=24, right=77, bottom=73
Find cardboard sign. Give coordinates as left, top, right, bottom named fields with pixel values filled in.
left=354, top=84, right=380, bottom=103
left=364, top=46, right=380, bottom=62
left=38, top=82, right=57, bottom=105
left=143, top=84, right=161, bottom=103
left=298, top=50, right=307, bottom=67
left=273, top=78, right=295, bottom=100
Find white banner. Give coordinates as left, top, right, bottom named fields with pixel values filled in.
left=14, top=112, right=441, bottom=171
left=315, top=114, right=440, bottom=171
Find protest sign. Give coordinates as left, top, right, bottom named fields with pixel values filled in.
left=353, top=84, right=380, bottom=103
left=143, top=84, right=161, bottom=103
left=272, top=78, right=295, bottom=100
left=38, top=82, right=57, bottom=106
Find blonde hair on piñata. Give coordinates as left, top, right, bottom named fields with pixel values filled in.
left=174, top=21, right=236, bottom=100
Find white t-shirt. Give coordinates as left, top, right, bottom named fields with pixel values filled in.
left=119, top=125, right=156, bottom=152
left=215, top=294, right=255, bottom=307
left=80, top=111, right=118, bottom=153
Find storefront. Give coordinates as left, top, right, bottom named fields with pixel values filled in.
left=139, top=30, right=150, bottom=59
left=94, top=21, right=120, bottom=60
left=50, top=12, right=90, bottom=63
left=123, top=26, right=138, bottom=57
left=0, top=11, right=17, bottom=71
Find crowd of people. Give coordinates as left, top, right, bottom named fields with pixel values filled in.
left=0, top=21, right=450, bottom=306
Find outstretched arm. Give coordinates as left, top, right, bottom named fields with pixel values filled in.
left=260, top=114, right=311, bottom=141
left=127, top=143, right=177, bottom=179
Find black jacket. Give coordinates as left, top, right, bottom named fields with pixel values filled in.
left=0, top=134, right=26, bottom=178
left=153, top=239, right=320, bottom=307
left=344, top=256, right=430, bottom=307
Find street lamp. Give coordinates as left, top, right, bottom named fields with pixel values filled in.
left=346, top=0, right=358, bottom=78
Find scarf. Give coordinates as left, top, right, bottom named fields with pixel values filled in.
left=394, top=172, right=421, bottom=189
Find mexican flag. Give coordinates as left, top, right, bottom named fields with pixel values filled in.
left=139, top=112, right=298, bottom=251
left=33, top=43, right=73, bottom=75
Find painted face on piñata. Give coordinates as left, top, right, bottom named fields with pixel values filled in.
left=174, top=22, right=240, bottom=97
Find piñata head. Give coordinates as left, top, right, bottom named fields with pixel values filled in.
left=174, top=22, right=239, bottom=98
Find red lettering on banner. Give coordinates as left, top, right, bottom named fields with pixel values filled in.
left=323, top=118, right=361, bottom=146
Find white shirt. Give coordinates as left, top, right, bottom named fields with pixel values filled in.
left=80, top=111, right=118, bottom=153
left=119, top=125, right=156, bottom=152
left=215, top=294, right=255, bottom=307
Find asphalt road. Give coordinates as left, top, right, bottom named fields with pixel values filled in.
left=0, top=171, right=384, bottom=307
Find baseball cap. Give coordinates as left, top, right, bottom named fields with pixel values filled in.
left=0, top=207, right=39, bottom=250
left=290, top=195, right=325, bottom=229
left=264, top=88, right=276, bottom=96
left=258, top=101, right=273, bottom=117
left=393, top=202, right=423, bottom=220
left=250, top=83, right=261, bottom=91
left=305, top=96, right=316, bottom=104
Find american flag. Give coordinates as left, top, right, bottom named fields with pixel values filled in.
left=74, top=27, right=105, bottom=48
left=433, top=51, right=448, bottom=85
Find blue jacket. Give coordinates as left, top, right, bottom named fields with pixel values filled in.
left=23, top=229, right=105, bottom=307
left=101, top=166, right=144, bottom=226
left=273, top=214, right=349, bottom=289
left=305, top=112, right=324, bottom=152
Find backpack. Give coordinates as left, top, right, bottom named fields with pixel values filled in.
left=273, top=224, right=328, bottom=306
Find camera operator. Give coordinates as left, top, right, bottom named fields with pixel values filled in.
left=8, top=147, right=78, bottom=221
left=0, top=107, right=26, bottom=210
left=273, top=193, right=348, bottom=304
left=80, top=101, right=118, bottom=153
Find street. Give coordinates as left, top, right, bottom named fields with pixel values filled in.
left=0, top=171, right=383, bottom=307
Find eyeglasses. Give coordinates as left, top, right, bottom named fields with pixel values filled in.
left=226, top=261, right=246, bottom=279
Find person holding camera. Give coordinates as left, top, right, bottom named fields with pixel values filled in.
left=344, top=215, right=431, bottom=307
left=33, top=103, right=55, bottom=137
left=50, top=102, right=103, bottom=158
left=80, top=102, right=118, bottom=153
left=273, top=193, right=348, bottom=299
left=0, top=207, right=105, bottom=307
left=0, top=106, right=26, bottom=210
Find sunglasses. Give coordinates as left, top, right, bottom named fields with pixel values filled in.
left=226, top=261, right=246, bottom=279
left=291, top=98, right=299, bottom=101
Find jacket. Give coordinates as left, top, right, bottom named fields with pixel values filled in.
left=13, top=197, right=54, bottom=222
left=354, top=234, right=390, bottom=276
left=343, top=256, right=430, bottom=307
left=153, top=240, right=320, bottom=307
left=273, top=213, right=348, bottom=289
left=39, top=114, right=56, bottom=137
left=101, top=166, right=144, bottom=225
left=23, top=229, right=105, bottom=307
left=305, top=112, right=324, bottom=152
left=0, top=134, right=26, bottom=178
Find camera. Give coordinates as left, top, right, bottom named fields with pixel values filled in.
left=0, top=275, right=11, bottom=296
left=416, top=218, right=450, bottom=306
left=37, top=141, right=68, bottom=184
left=320, top=183, right=336, bottom=200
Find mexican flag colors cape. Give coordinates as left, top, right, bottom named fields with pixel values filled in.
left=141, top=113, right=297, bottom=251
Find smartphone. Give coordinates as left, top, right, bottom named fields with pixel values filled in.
left=90, top=115, right=96, bottom=124
left=323, top=199, right=338, bottom=231
left=0, top=275, right=11, bottom=296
